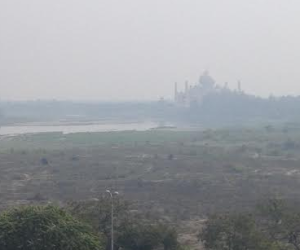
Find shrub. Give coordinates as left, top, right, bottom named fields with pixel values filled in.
left=0, top=205, right=103, bottom=250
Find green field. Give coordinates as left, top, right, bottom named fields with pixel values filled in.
left=1, top=125, right=300, bottom=246
left=1, top=125, right=300, bottom=247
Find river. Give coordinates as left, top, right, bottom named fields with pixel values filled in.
left=0, top=121, right=161, bottom=136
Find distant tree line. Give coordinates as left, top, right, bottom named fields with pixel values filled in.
left=2, top=91, right=300, bottom=125
left=172, top=90, right=300, bottom=125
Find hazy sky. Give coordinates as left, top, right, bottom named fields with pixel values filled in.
left=1, top=0, right=300, bottom=101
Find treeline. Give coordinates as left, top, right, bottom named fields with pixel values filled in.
left=0, top=101, right=175, bottom=124
left=2, top=91, right=300, bottom=126
left=200, top=198, right=300, bottom=250
left=0, top=197, right=180, bottom=250
left=196, top=90, right=300, bottom=122
left=3, top=197, right=300, bottom=249
left=0, top=101, right=165, bottom=122
left=179, top=89, right=300, bottom=126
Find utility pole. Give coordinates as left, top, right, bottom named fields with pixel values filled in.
left=106, top=190, right=119, bottom=250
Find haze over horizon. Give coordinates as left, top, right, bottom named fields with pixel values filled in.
left=1, top=0, right=300, bottom=101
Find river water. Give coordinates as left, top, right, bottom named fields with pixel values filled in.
left=0, top=121, right=160, bottom=136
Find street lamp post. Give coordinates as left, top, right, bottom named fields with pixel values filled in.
left=106, top=190, right=119, bottom=250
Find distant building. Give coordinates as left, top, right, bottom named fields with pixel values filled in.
left=174, top=71, right=217, bottom=107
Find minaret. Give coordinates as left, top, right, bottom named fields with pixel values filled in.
left=185, top=81, right=189, bottom=94
left=237, top=80, right=242, bottom=92
left=174, top=82, right=178, bottom=102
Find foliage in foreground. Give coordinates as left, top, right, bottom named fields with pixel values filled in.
left=200, top=198, right=300, bottom=250
left=118, top=223, right=178, bottom=250
left=199, top=214, right=277, bottom=250
left=68, top=197, right=179, bottom=250
left=0, top=205, right=103, bottom=250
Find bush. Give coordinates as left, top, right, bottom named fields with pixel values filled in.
left=68, top=199, right=179, bottom=250
left=0, top=205, right=103, bottom=250
left=199, top=214, right=277, bottom=250
left=118, top=223, right=178, bottom=250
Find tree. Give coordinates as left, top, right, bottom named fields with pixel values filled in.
left=256, top=198, right=286, bottom=243
left=118, top=224, right=162, bottom=250
left=257, top=198, right=300, bottom=250
left=284, top=213, right=300, bottom=250
left=199, top=214, right=277, bottom=250
left=118, top=223, right=178, bottom=250
left=0, top=205, right=103, bottom=250
left=159, top=225, right=179, bottom=250
left=68, top=197, right=130, bottom=250
left=68, top=198, right=179, bottom=250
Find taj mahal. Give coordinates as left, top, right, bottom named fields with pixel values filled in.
left=174, top=71, right=242, bottom=107
left=174, top=71, right=217, bottom=107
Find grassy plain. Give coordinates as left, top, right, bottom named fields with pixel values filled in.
left=1, top=125, right=300, bottom=246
